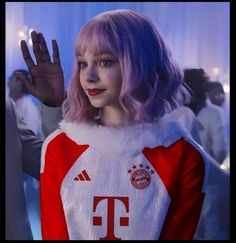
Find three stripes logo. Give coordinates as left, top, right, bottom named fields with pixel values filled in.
left=74, top=170, right=91, bottom=181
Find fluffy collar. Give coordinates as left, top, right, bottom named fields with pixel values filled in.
left=59, top=119, right=190, bottom=155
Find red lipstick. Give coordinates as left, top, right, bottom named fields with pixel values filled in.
left=87, top=89, right=106, bottom=96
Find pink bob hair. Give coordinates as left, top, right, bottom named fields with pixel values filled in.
left=63, top=9, right=189, bottom=124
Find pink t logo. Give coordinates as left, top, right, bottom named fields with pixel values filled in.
left=93, top=196, right=129, bottom=240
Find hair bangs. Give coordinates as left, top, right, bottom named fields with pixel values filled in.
left=75, top=18, right=119, bottom=57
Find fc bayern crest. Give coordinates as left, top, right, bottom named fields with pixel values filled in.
left=128, top=163, right=155, bottom=189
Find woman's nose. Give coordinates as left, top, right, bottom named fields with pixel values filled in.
left=84, top=66, right=99, bottom=83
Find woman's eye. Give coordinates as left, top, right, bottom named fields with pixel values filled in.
left=78, top=62, right=87, bottom=69
left=100, top=60, right=113, bottom=67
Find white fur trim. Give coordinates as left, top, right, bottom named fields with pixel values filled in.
left=59, top=119, right=190, bottom=155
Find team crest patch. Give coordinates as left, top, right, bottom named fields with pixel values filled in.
left=128, top=163, right=155, bottom=189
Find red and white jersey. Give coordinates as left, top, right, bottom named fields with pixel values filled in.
left=40, top=120, right=208, bottom=240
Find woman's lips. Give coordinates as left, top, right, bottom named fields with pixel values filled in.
left=87, top=89, right=106, bottom=96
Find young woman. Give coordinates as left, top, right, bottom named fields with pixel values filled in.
left=20, top=9, right=208, bottom=240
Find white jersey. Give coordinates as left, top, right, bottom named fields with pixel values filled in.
left=40, top=120, right=208, bottom=240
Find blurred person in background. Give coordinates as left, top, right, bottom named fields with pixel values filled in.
left=184, top=69, right=228, bottom=165
left=8, top=69, right=44, bottom=138
left=6, top=40, right=64, bottom=240
left=184, top=68, right=229, bottom=240
left=207, top=81, right=225, bottom=107
left=8, top=69, right=44, bottom=239
left=206, top=81, right=230, bottom=172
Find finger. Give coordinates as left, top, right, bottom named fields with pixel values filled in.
left=14, top=72, right=36, bottom=94
left=38, top=32, right=51, bottom=63
left=31, top=31, right=44, bottom=64
left=52, top=39, right=61, bottom=64
left=20, top=40, right=35, bottom=70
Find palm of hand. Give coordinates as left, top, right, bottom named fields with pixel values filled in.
left=30, top=63, right=64, bottom=106
left=19, top=31, right=65, bottom=107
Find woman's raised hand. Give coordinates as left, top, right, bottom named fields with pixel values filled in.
left=17, top=31, right=65, bottom=106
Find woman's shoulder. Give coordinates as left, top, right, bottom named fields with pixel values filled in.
left=42, top=128, right=65, bottom=149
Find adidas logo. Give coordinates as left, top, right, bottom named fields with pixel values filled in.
left=74, top=170, right=91, bottom=181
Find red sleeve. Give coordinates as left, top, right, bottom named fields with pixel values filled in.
left=40, top=133, right=89, bottom=240
left=144, top=138, right=206, bottom=240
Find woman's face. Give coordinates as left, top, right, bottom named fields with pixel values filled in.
left=78, top=49, right=122, bottom=110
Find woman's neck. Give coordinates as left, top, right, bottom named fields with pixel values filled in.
left=100, top=106, right=126, bottom=127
